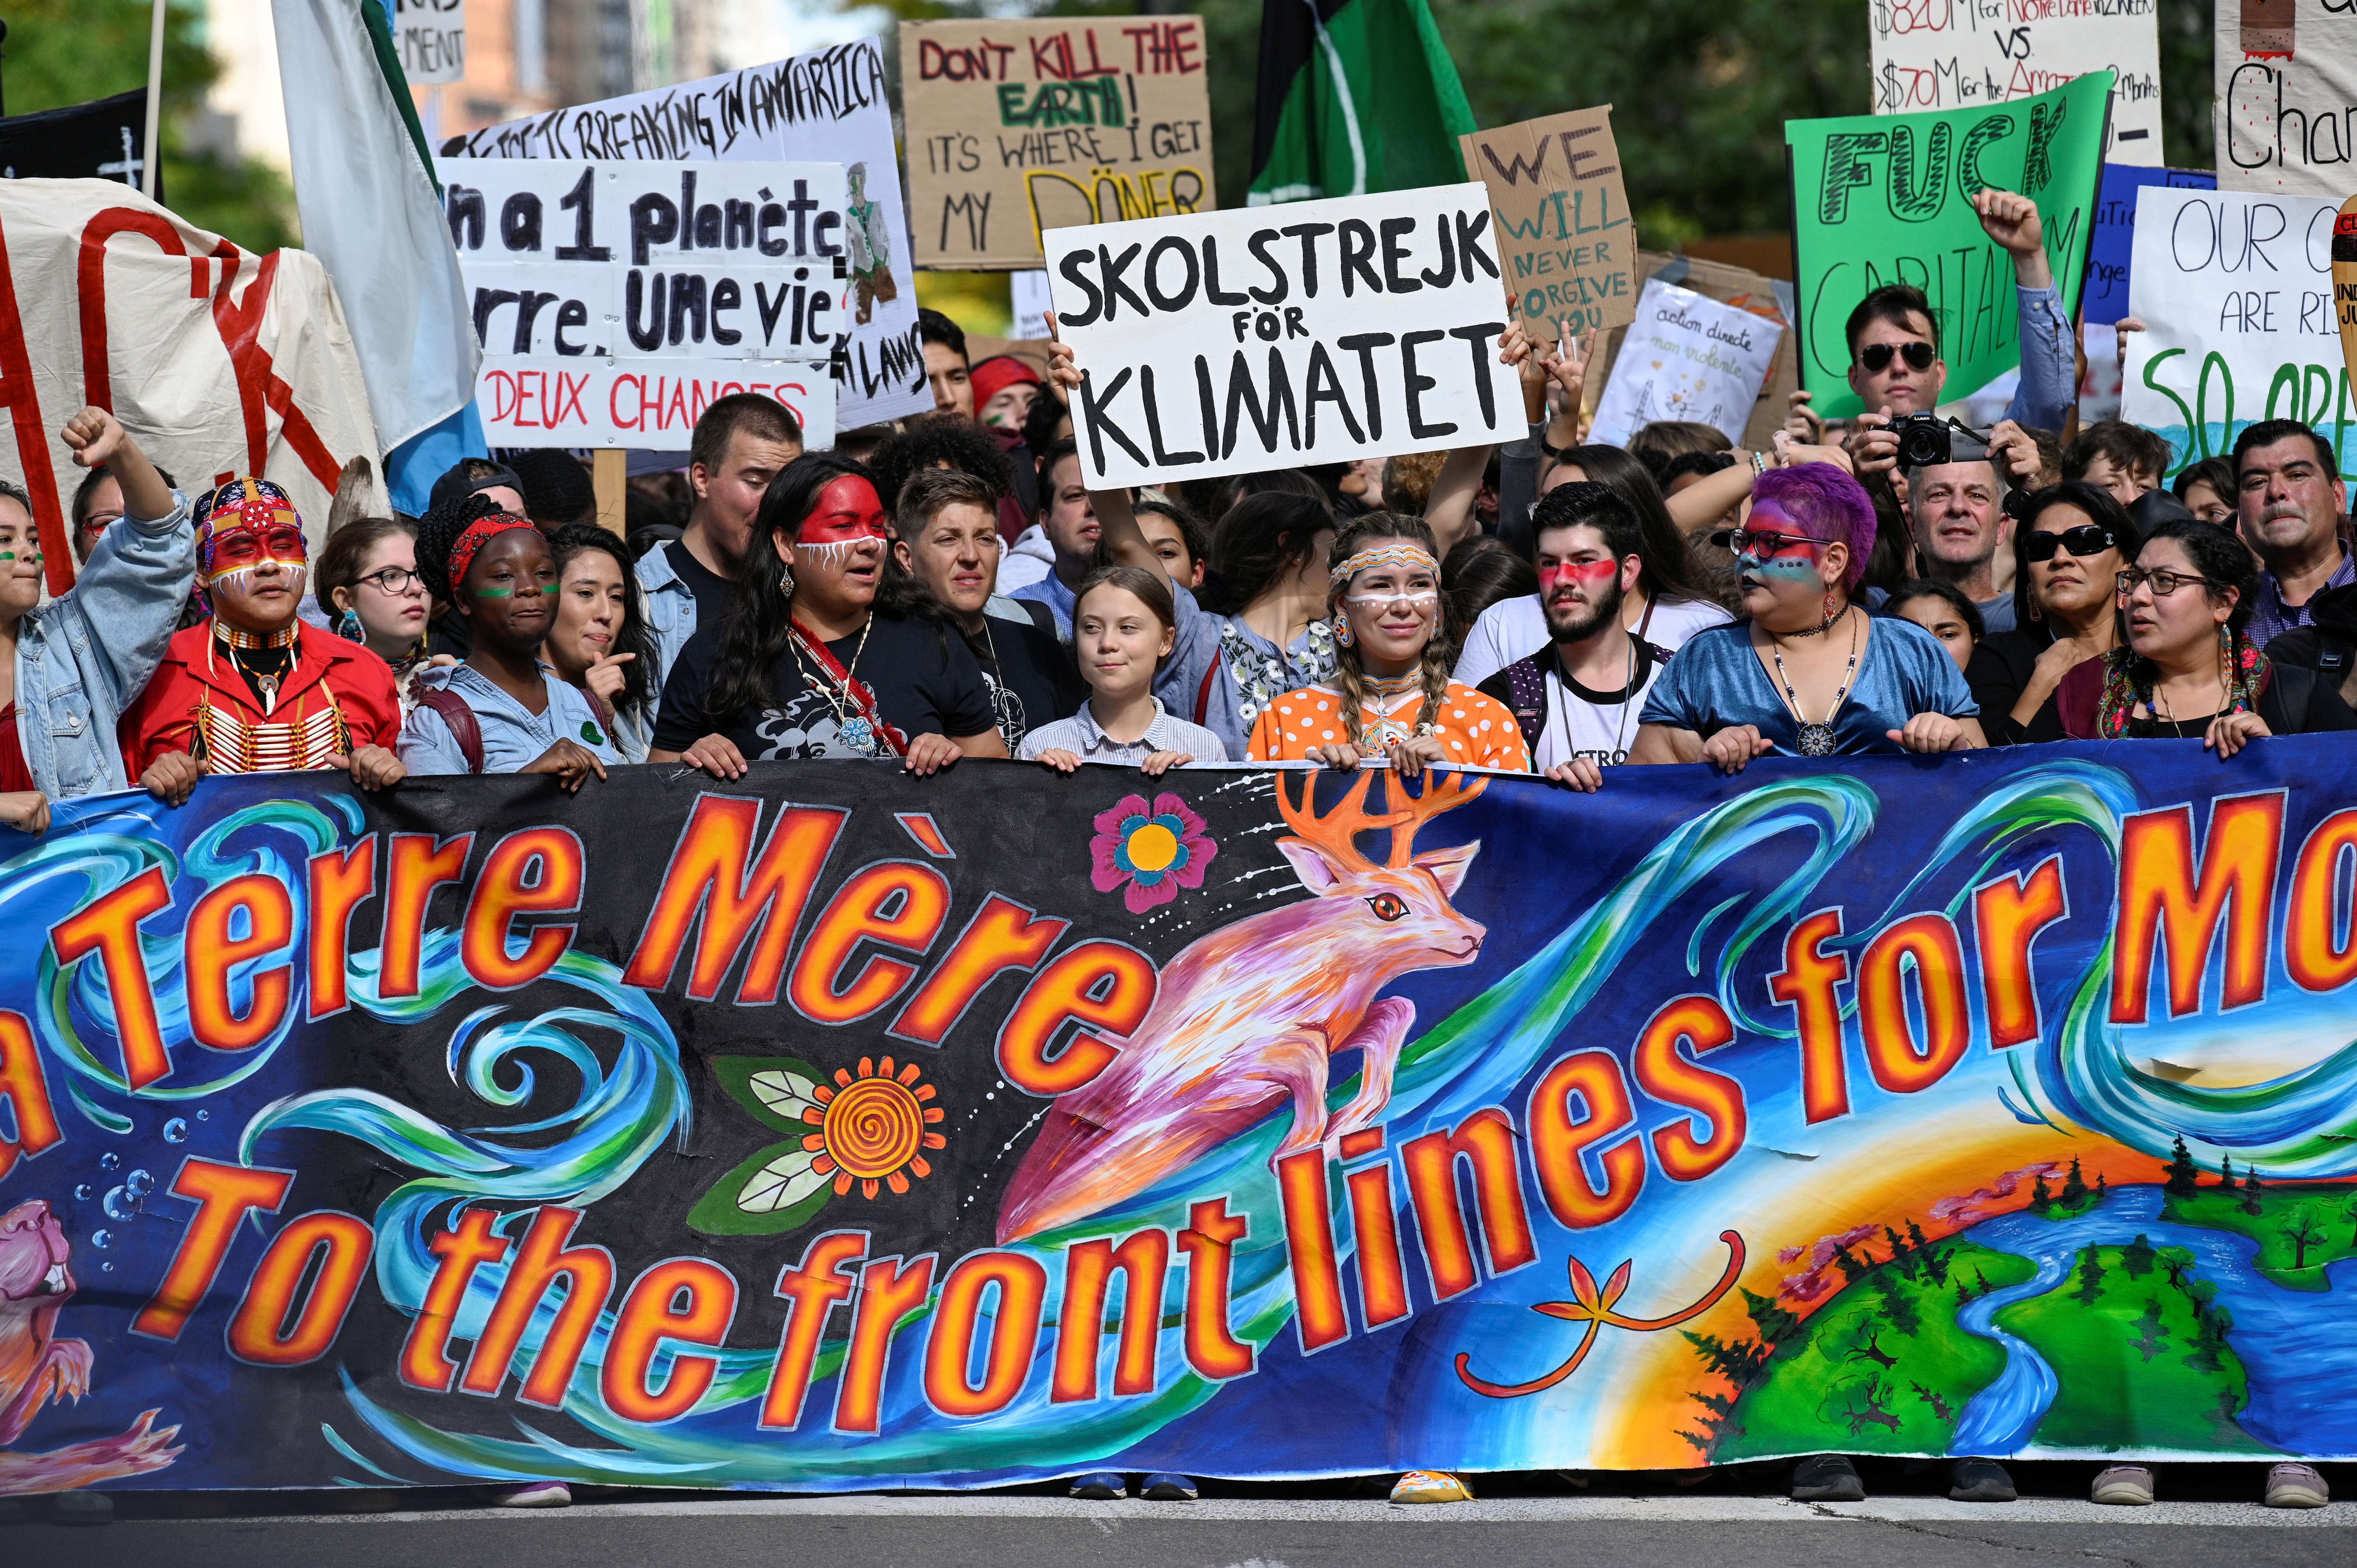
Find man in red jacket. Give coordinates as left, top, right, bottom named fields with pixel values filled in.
left=121, top=477, right=405, bottom=803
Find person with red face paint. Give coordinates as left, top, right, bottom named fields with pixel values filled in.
left=121, top=478, right=405, bottom=805
left=649, top=455, right=1006, bottom=774
left=1631, top=464, right=1984, bottom=769
left=1475, top=483, right=1670, bottom=789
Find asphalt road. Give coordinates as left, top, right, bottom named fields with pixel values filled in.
left=9, top=1472, right=2357, bottom=1568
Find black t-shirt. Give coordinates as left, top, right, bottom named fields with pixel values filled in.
left=666, top=539, right=735, bottom=620
left=969, top=610, right=1081, bottom=749
left=652, top=611, right=998, bottom=759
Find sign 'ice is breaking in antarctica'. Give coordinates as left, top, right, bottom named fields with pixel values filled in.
left=1046, top=183, right=1523, bottom=488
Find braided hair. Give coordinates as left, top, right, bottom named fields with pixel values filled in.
left=413, top=491, right=516, bottom=606
left=1325, top=511, right=1451, bottom=749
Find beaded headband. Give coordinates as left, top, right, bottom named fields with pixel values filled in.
left=1329, top=542, right=1439, bottom=588
left=194, top=476, right=305, bottom=579
left=447, top=513, right=540, bottom=592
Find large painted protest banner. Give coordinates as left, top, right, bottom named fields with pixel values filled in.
left=440, top=42, right=927, bottom=431
left=1458, top=106, right=1637, bottom=338
left=1046, top=184, right=1521, bottom=488
left=1868, top=0, right=2162, bottom=166
left=2120, top=186, right=2348, bottom=480
left=434, top=158, right=842, bottom=449
left=901, top=16, right=1215, bottom=271
left=2215, top=0, right=2357, bottom=198
left=0, top=178, right=380, bottom=593
left=1786, top=74, right=2111, bottom=421
left=7, top=742, right=2357, bottom=1495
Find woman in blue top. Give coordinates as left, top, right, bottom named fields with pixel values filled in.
left=398, top=495, right=618, bottom=788
left=1633, top=462, right=1983, bottom=770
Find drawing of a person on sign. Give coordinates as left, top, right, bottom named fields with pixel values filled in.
left=847, top=161, right=900, bottom=325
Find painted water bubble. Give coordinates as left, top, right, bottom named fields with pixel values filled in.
left=73, top=1183, right=92, bottom=1201
left=102, top=1187, right=136, bottom=1221
left=163, top=1118, right=189, bottom=1143
left=126, top=1168, right=155, bottom=1196
left=90, top=1229, right=111, bottom=1248
left=99, top=1151, right=120, bottom=1170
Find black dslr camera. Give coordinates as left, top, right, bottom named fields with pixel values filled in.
left=1891, top=412, right=1991, bottom=470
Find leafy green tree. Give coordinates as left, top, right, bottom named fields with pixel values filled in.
left=0, top=0, right=295, bottom=250
left=2281, top=1206, right=2325, bottom=1270
left=1009, top=0, right=2217, bottom=236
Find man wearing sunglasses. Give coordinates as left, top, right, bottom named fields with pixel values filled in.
left=1786, top=190, right=2076, bottom=473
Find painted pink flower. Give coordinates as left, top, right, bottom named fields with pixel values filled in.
left=1090, top=791, right=1218, bottom=913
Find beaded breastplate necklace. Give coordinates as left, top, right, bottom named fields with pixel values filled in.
left=197, top=625, right=351, bottom=773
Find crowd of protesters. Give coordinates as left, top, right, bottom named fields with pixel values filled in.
left=5, top=185, right=2348, bottom=1515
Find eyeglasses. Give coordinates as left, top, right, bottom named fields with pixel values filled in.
left=356, top=565, right=422, bottom=595
left=208, top=522, right=308, bottom=567
left=1859, top=341, right=1936, bottom=374
left=2117, top=568, right=2217, bottom=598
left=2024, top=524, right=2117, bottom=563
left=1728, top=527, right=1823, bottom=557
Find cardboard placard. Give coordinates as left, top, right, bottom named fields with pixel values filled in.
left=901, top=16, right=1215, bottom=270
left=1786, top=74, right=2112, bottom=421
left=394, top=0, right=464, bottom=87
left=440, top=42, right=927, bottom=429
left=2120, top=186, right=2345, bottom=479
left=1046, top=183, right=1521, bottom=488
left=2082, top=164, right=2218, bottom=327
left=2215, top=0, right=2357, bottom=198
left=1458, top=106, right=1636, bottom=337
left=435, top=159, right=843, bottom=449
left=1588, top=276, right=1786, bottom=449
left=1870, top=0, right=2161, bottom=166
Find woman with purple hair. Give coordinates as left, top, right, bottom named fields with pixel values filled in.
left=1632, top=463, right=1983, bottom=769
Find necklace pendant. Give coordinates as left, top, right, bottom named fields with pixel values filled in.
left=838, top=714, right=878, bottom=757
left=1795, top=721, right=1838, bottom=757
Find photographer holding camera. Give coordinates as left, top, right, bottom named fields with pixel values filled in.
left=1786, top=190, right=2076, bottom=478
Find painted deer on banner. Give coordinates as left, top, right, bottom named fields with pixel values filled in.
left=998, top=769, right=1487, bottom=1243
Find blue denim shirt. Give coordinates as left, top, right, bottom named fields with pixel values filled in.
left=399, top=662, right=624, bottom=775
left=635, top=540, right=697, bottom=738
left=18, top=488, right=193, bottom=798
left=2005, top=283, right=2076, bottom=433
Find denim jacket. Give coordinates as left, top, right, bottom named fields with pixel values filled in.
left=634, top=540, right=697, bottom=738
left=17, top=488, right=193, bottom=798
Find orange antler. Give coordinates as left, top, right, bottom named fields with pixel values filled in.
left=1376, top=770, right=1487, bottom=867
left=1272, top=769, right=1408, bottom=873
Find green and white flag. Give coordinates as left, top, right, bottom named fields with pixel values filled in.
left=272, top=0, right=479, bottom=450
left=1247, top=0, right=1477, bottom=207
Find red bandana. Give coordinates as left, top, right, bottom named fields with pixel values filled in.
left=447, top=513, right=538, bottom=592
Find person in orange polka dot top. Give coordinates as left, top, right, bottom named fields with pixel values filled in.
left=1248, top=513, right=1529, bottom=774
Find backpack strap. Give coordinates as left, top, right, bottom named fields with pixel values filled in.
left=583, top=688, right=615, bottom=737
left=1195, top=659, right=1220, bottom=727
left=2315, top=629, right=2357, bottom=681
left=415, top=687, right=486, bottom=775
left=1502, top=657, right=1550, bottom=752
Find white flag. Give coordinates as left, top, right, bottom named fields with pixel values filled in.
left=272, top=0, right=478, bottom=450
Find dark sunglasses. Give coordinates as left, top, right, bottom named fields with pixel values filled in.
left=2023, top=524, right=2116, bottom=563
left=1859, top=340, right=1936, bottom=374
